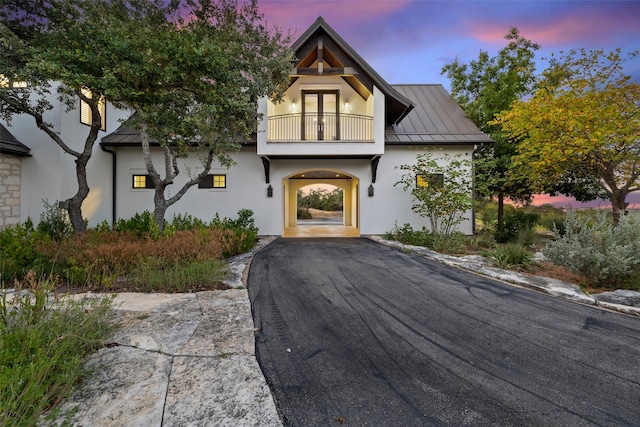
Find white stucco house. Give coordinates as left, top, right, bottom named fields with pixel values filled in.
left=0, top=17, right=491, bottom=236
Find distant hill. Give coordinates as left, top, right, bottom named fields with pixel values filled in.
left=532, top=192, right=640, bottom=210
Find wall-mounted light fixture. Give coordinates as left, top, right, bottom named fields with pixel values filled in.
left=344, top=98, right=350, bottom=111
left=290, top=97, right=297, bottom=113
left=368, top=184, right=374, bottom=197
left=267, top=184, right=273, bottom=198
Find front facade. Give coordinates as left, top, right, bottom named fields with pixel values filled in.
left=1, top=18, right=491, bottom=235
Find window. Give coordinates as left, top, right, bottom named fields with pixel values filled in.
left=132, top=175, right=155, bottom=189
left=0, top=74, right=27, bottom=88
left=198, top=174, right=227, bottom=189
left=416, top=173, right=444, bottom=188
left=80, top=88, right=106, bottom=130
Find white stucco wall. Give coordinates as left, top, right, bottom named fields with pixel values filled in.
left=3, top=86, right=476, bottom=236
left=370, top=145, right=475, bottom=235
left=112, top=144, right=475, bottom=236
left=1, top=88, right=131, bottom=226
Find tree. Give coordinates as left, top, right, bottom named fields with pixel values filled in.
left=396, top=152, right=473, bottom=236
left=0, top=0, right=140, bottom=232
left=494, top=48, right=640, bottom=225
left=297, top=187, right=344, bottom=212
left=441, top=27, right=540, bottom=232
left=0, top=0, right=293, bottom=233
left=115, top=0, right=293, bottom=231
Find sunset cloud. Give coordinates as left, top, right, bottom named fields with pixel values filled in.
left=260, top=0, right=411, bottom=34
left=259, top=0, right=640, bottom=86
left=466, top=3, right=640, bottom=48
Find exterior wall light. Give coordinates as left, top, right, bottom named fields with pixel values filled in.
left=267, top=184, right=273, bottom=197
left=368, top=184, right=374, bottom=197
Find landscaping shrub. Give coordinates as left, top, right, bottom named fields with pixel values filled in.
left=496, top=209, right=539, bottom=243
left=3, top=209, right=260, bottom=291
left=209, top=209, right=259, bottom=256
left=531, top=204, right=566, bottom=235
left=396, top=152, right=473, bottom=236
left=385, top=223, right=433, bottom=247
left=171, top=213, right=207, bottom=231
left=477, top=203, right=499, bottom=230
left=543, top=211, right=640, bottom=288
left=477, top=203, right=564, bottom=239
left=0, top=272, right=115, bottom=425
left=133, top=258, right=229, bottom=292
left=36, top=199, right=73, bottom=242
left=466, top=230, right=497, bottom=251
left=114, top=211, right=158, bottom=236
left=297, top=207, right=312, bottom=219
left=431, top=232, right=468, bottom=255
left=0, top=220, right=52, bottom=285
left=385, top=223, right=467, bottom=254
left=490, top=243, right=534, bottom=271
left=41, top=228, right=235, bottom=290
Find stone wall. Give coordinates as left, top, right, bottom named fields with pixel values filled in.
left=0, top=154, right=22, bottom=229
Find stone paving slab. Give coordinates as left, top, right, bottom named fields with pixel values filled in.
left=163, top=354, right=281, bottom=427
left=44, top=290, right=281, bottom=427
left=48, top=347, right=171, bottom=426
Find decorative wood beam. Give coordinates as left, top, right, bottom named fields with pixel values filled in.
left=261, top=156, right=270, bottom=184
left=291, top=67, right=358, bottom=76
left=371, top=156, right=380, bottom=183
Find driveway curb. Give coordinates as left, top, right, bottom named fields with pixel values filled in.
left=369, top=236, right=640, bottom=317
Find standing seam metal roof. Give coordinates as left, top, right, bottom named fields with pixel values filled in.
left=386, top=85, right=492, bottom=146
left=0, top=124, right=31, bottom=156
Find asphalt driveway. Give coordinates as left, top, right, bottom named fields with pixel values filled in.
left=248, top=238, right=640, bottom=426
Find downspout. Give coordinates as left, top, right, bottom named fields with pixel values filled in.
left=100, top=144, right=117, bottom=226
left=471, top=143, right=482, bottom=236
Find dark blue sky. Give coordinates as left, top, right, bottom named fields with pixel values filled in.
left=260, top=0, right=640, bottom=89
left=260, top=0, right=640, bottom=208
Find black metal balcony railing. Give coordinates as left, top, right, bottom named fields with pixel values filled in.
left=267, top=113, right=373, bottom=142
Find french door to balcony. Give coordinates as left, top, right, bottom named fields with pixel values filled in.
left=302, top=90, right=339, bottom=141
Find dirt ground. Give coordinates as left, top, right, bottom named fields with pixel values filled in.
left=308, top=208, right=343, bottom=218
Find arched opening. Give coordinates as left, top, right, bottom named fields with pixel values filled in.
left=283, top=169, right=359, bottom=237
left=297, top=184, right=344, bottom=226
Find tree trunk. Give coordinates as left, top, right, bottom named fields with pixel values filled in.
left=65, top=145, right=92, bottom=233
left=610, top=189, right=629, bottom=226
left=153, top=195, right=167, bottom=233
left=497, top=191, right=505, bottom=233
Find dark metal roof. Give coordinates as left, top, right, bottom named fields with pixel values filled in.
left=101, top=119, right=256, bottom=147
left=0, top=124, right=31, bottom=156
left=101, top=123, right=160, bottom=147
left=385, top=85, right=493, bottom=146
left=292, top=17, right=414, bottom=126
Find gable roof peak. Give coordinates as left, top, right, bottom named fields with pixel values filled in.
left=292, top=17, right=414, bottom=126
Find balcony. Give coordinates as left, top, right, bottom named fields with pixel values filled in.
left=267, top=113, right=373, bottom=142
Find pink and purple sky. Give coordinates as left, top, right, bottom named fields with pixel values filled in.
left=259, top=0, right=640, bottom=209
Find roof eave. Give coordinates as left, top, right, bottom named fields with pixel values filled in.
left=0, top=148, right=32, bottom=157
left=292, top=17, right=414, bottom=126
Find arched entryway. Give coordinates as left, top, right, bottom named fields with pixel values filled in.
left=283, top=169, right=360, bottom=237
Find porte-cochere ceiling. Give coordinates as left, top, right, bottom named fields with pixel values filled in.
left=288, top=170, right=353, bottom=180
